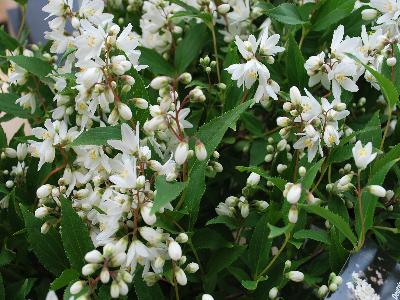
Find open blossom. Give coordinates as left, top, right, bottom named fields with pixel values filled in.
left=352, top=140, right=377, bottom=170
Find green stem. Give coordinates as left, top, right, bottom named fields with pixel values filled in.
left=209, top=22, right=221, bottom=83
left=355, top=170, right=365, bottom=252
left=373, top=226, right=400, bottom=234
left=257, top=232, right=291, bottom=279
left=17, top=5, right=26, bottom=40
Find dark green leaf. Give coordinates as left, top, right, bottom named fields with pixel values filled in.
left=60, top=197, right=94, bottom=271
left=268, top=223, right=292, bottom=239
left=266, top=3, right=306, bottom=25
left=174, top=23, right=209, bottom=73
left=50, top=269, right=80, bottom=291
left=7, top=55, right=52, bottom=79
left=207, top=246, right=245, bottom=274
left=0, top=94, right=31, bottom=118
left=0, top=27, right=19, bottom=51
left=20, top=205, right=69, bottom=275
left=248, top=214, right=271, bottom=276
left=139, top=47, right=175, bottom=76
left=235, top=166, right=287, bottom=191
left=302, top=158, right=324, bottom=189
left=312, top=0, right=356, bottom=31
left=70, top=126, right=121, bottom=146
left=134, top=275, right=165, bottom=300
left=0, top=273, right=4, bottom=300
left=286, top=34, right=307, bottom=89
left=293, top=229, right=330, bottom=244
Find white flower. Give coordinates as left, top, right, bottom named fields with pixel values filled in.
left=323, top=125, right=340, bottom=147
left=286, top=184, right=302, bottom=204
left=175, top=267, right=187, bottom=286
left=352, top=141, right=377, bottom=170
left=328, top=62, right=359, bottom=99
left=168, top=240, right=182, bottom=261
left=247, top=172, right=261, bottom=186
left=258, top=29, right=285, bottom=57
left=126, top=239, right=149, bottom=267
left=293, top=125, right=323, bottom=162
left=74, top=20, right=106, bottom=62
left=108, top=123, right=140, bottom=156
left=287, top=271, right=304, bottom=282
left=109, top=154, right=137, bottom=188
left=175, top=142, right=189, bottom=165
left=16, top=92, right=36, bottom=113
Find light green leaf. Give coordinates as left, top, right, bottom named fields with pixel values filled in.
left=300, top=204, right=357, bottom=245
left=358, top=111, right=381, bottom=148
left=293, top=229, right=330, bottom=244
left=182, top=101, right=251, bottom=228
left=0, top=94, right=31, bottom=118
left=70, top=126, right=121, bottom=146
left=312, top=0, right=356, bottom=31
left=268, top=223, right=293, bottom=239
left=286, top=33, right=307, bottom=89
left=50, top=269, right=80, bottom=291
left=348, top=53, right=399, bottom=109
left=139, top=47, right=175, bottom=76
left=241, top=276, right=268, bottom=291
left=0, top=27, right=19, bottom=51
left=174, top=23, right=209, bottom=73
left=151, top=176, right=186, bottom=213
left=235, top=166, right=287, bottom=191
left=60, top=197, right=94, bottom=271
left=266, top=3, right=306, bottom=25
left=20, top=205, right=69, bottom=275
left=7, top=55, right=52, bottom=79
left=248, top=214, right=271, bottom=276
left=302, top=158, right=324, bottom=189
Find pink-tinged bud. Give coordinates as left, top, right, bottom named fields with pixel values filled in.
left=168, top=240, right=182, bottom=261
left=70, top=281, right=84, bottom=295
left=195, top=140, right=207, bottom=161
left=288, top=205, right=298, bottom=224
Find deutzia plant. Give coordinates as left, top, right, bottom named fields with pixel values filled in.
left=0, top=0, right=400, bottom=299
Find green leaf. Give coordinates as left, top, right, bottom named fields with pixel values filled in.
left=372, top=144, right=400, bottom=174
left=248, top=214, right=271, bottom=276
left=328, top=144, right=353, bottom=164
left=286, top=34, right=307, bottom=89
left=0, top=94, right=31, bottom=118
left=206, top=215, right=237, bottom=229
left=70, top=126, right=121, bottom=146
left=312, top=0, right=356, bottom=31
left=207, top=246, right=245, bottom=275
left=60, top=197, right=94, bottom=271
left=382, top=44, right=400, bottom=93
left=266, top=3, right=306, bottom=25
left=134, top=274, right=165, bottom=300
left=241, top=276, right=268, bottom=291
left=20, top=205, right=69, bottom=275
left=182, top=101, right=251, bottom=228
left=358, top=111, right=381, bottom=148
left=268, top=223, right=292, bottom=239
left=174, top=23, right=209, bottom=73
left=139, top=47, right=175, bottom=76
left=50, top=269, right=80, bottom=291
left=302, top=158, right=324, bottom=189
left=235, top=166, right=287, bottom=191
left=0, top=273, right=5, bottom=300
left=300, top=204, right=357, bottom=245
left=7, top=55, right=52, bottom=79
left=151, top=176, right=186, bottom=213
left=0, top=28, right=19, bottom=51
left=293, top=229, right=330, bottom=245
left=169, top=0, right=199, bottom=12
left=348, top=53, right=399, bottom=109
left=122, top=69, right=150, bottom=125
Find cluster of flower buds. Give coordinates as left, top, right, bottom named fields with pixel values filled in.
left=326, top=174, right=354, bottom=196
left=264, top=137, right=292, bottom=164
left=205, top=150, right=223, bottom=175
left=0, top=143, right=29, bottom=191
left=199, top=55, right=217, bottom=75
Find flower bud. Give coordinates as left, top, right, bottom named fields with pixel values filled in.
left=217, top=3, right=230, bottom=14
left=5, top=180, right=14, bottom=188
left=4, top=148, right=17, bottom=158
left=298, top=166, right=306, bottom=177
left=240, top=202, right=249, bottom=218
left=141, top=202, right=157, bottom=225
left=175, top=267, right=187, bottom=286
left=176, top=233, right=189, bottom=243
left=329, top=283, right=338, bottom=292
left=269, top=287, right=278, bottom=299
left=85, top=250, right=104, bottom=263
left=277, top=117, right=291, bottom=127
left=168, top=240, right=182, bottom=261
left=285, top=260, right=292, bottom=269
left=100, top=268, right=110, bottom=283
left=37, top=184, right=52, bottom=198
left=387, top=57, right=397, bottom=67
left=333, top=275, right=342, bottom=285
left=265, top=154, right=273, bottom=162
left=118, top=103, right=132, bottom=120
left=135, top=175, right=146, bottom=189
left=82, top=263, right=100, bottom=276
left=318, top=285, right=328, bottom=298
left=71, top=17, right=80, bottom=28
left=287, top=184, right=302, bottom=204
left=185, top=262, right=199, bottom=273
left=195, top=140, right=207, bottom=161
left=367, top=185, right=386, bottom=197
left=35, top=206, right=49, bottom=218
left=202, top=294, right=214, bottom=300
left=150, top=76, right=171, bottom=90
left=132, top=98, right=148, bottom=109
left=287, top=271, right=304, bottom=282
left=247, top=172, right=260, bottom=186
left=70, top=281, right=84, bottom=295
left=255, top=200, right=269, bottom=211
left=41, top=222, right=50, bottom=234
left=277, top=164, right=287, bottom=174
left=110, top=281, right=120, bottom=298
left=175, top=142, right=189, bottom=165
left=17, top=143, right=28, bottom=160
left=288, top=205, right=298, bottom=224
left=277, top=139, right=287, bottom=151
left=154, top=256, right=165, bottom=269
left=283, top=102, right=292, bottom=112
left=361, top=8, right=378, bottom=21
left=178, top=72, right=192, bottom=84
